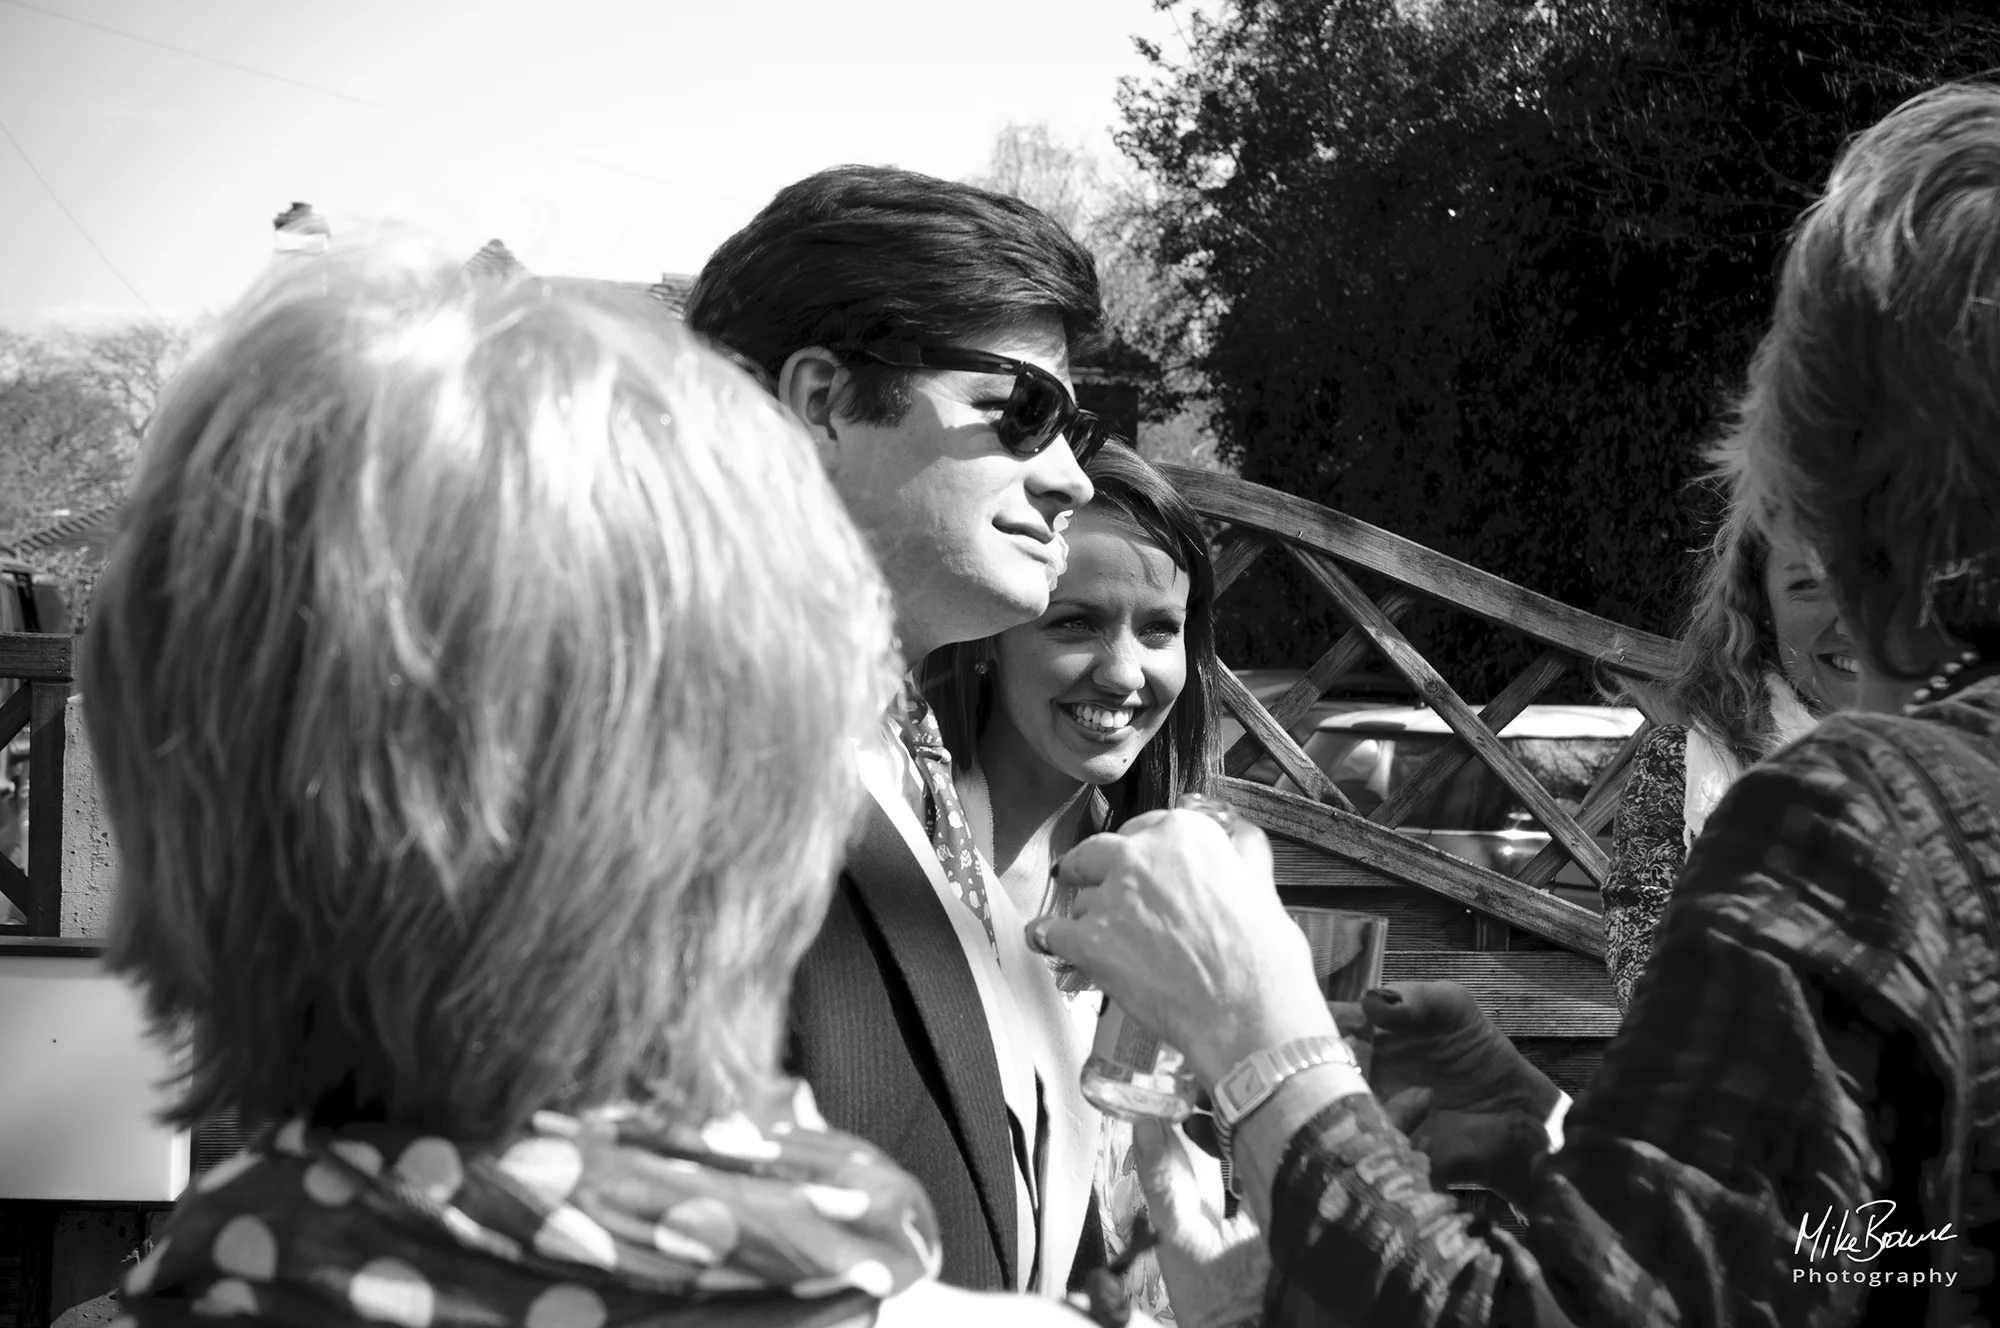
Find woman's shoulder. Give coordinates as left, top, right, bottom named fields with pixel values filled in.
left=1612, top=723, right=1689, bottom=831
left=1750, top=701, right=2000, bottom=807
left=1624, top=723, right=1690, bottom=792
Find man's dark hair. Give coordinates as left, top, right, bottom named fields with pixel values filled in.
left=684, top=165, right=1104, bottom=423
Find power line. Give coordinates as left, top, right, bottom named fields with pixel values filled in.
left=0, top=111, right=156, bottom=311
left=0, top=0, right=671, bottom=187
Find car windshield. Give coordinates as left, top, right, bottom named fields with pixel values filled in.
left=1301, top=730, right=1624, bottom=829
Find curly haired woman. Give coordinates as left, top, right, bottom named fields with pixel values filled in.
left=1602, top=496, right=1859, bottom=1008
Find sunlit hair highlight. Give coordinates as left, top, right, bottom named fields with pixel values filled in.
left=85, top=237, right=900, bottom=1139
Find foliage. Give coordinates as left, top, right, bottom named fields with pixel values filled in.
left=0, top=321, right=192, bottom=618
left=967, top=123, right=1228, bottom=469
left=1118, top=0, right=2000, bottom=694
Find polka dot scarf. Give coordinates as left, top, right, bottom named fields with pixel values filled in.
left=116, top=1081, right=941, bottom=1328
left=892, top=687, right=996, bottom=957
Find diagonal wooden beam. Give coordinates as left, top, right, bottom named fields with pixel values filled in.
left=0, top=855, right=30, bottom=926
left=1221, top=591, right=1416, bottom=777
left=1514, top=719, right=1655, bottom=890
left=0, top=683, right=30, bottom=749
left=1224, top=777, right=1605, bottom=958
left=1285, top=547, right=1612, bottom=886
left=1211, top=530, right=1269, bottom=597
left=1370, top=647, right=1571, bottom=831
left=1214, top=669, right=1354, bottom=811
left=1164, top=466, right=1679, bottom=678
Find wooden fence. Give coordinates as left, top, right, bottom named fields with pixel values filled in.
left=0, top=632, right=71, bottom=938
left=1164, top=465, right=1680, bottom=1098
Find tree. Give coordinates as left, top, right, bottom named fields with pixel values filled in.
left=968, top=122, right=1224, bottom=467
left=0, top=320, right=192, bottom=613
left=1119, top=0, right=2000, bottom=692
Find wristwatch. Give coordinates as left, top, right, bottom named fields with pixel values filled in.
left=1212, top=1034, right=1358, bottom=1158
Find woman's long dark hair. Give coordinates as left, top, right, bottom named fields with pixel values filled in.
left=920, top=443, right=1222, bottom=827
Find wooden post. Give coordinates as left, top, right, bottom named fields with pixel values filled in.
left=25, top=683, right=65, bottom=938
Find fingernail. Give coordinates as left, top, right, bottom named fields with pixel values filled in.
left=1025, top=917, right=1054, bottom=956
left=1366, top=988, right=1400, bottom=1005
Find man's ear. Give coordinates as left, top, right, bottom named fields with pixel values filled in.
left=778, top=347, right=845, bottom=472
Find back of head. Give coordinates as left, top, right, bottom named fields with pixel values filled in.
left=86, top=237, right=899, bottom=1140
left=1726, top=81, right=2000, bottom=671
left=684, top=165, right=1104, bottom=420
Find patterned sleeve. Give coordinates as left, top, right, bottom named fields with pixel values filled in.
left=1258, top=726, right=1962, bottom=1327
left=1601, top=724, right=1688, bottom=1012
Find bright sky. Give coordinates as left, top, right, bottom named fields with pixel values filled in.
left=0, top=0, right=1192, bottom=325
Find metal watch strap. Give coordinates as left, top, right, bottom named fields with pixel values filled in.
left=1213, top=1034, right=1354, bottom=1159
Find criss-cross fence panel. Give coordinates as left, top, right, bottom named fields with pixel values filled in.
left=1164, top=466, right=1680, bottom=1086
left=0, top=632, right=73, bottom=937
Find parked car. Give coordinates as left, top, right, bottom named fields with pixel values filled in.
left=1284, top=703, right=1644, bottom=910
left=1224, top=668, right=1410, bottom=784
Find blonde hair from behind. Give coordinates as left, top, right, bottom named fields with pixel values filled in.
left=85, top=235, right=900, bottom=1140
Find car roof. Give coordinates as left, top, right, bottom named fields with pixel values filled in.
left=1312, top=703, right=1644, bottom=739
left=1232, top=667, right=1411, bottom=703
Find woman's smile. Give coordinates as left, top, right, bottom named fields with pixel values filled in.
left=1059, top=700, right=1148, bottom=739
left=980, top=507, right=1193, bottom=791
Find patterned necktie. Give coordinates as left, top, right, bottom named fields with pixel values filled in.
left=893, top=690, right=997, bottom=957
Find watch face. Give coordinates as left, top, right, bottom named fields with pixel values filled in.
left=1218, top=1062, right=1271, bottom=1123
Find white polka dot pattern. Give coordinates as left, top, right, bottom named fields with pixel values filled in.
left=114, top=1097, right=938, bottom=1326
left=330, top=1139, right=384, bottom=1176
left=662, top=1196, right=738, bottom=1257
left=498, top=1138, right=584, bottom=1200
left=304, top=1161, right=359, bottom=1207
left=532, top=1207, right=618, bottom=1269
left=348, top=1257, right=436, bottom=1328
left=395, top=1137, right=464, bottom=1204
left=212, top=1215, right=278, bottom=1281
left=698, top=1115, right=781, bottom=1161
left=845, top=1259, right=894, bottom=1297
left=192, top=1277, right=258, bottom=1318
left=792, top=1081, right=828, bottom=1132
left=195, top=1152, right=260, bottom=1194
left=524, top=1283, right=608, bottom=1328
left=801, top=1185, right=870, bottom=1221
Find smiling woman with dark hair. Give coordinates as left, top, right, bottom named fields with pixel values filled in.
left=921, top=442, right=1226, bottom=1321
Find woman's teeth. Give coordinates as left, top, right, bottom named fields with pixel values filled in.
left=1066, top=703, right=1136, bottom=732
left=1822, top=653, right=1860, bottom=675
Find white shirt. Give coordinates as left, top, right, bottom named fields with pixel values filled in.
left=857, top=724, right=1098, bottom=1293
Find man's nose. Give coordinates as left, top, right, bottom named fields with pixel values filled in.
left=1026, top=437, right=1093, bottom=512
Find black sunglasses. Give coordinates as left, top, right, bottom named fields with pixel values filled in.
left=840, top=343, right=1111, bottom=466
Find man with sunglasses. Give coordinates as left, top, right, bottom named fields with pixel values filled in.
left=686, top=165, right=1115, bottom=1299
